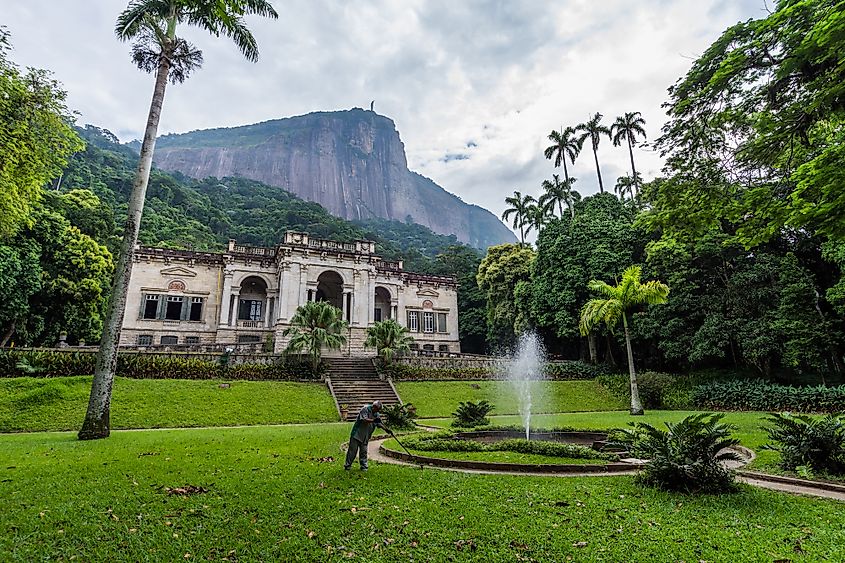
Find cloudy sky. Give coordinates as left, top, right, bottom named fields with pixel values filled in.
left=3, top=0, right=764, bottom=233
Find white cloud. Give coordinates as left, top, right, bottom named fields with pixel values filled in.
left=1, top=0, right=765, bottom=236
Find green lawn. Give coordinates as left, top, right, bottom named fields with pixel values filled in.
left=0, top=376, right=338, bottom=432
left=2, top=425, right=843, bottom=561
left=395, top=380, right=626, bottom=418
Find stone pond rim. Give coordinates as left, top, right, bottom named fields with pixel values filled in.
left=149, top=108, right=518, bottom=249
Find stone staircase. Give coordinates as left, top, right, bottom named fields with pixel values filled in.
left=325, top=357, right=401, bottom=421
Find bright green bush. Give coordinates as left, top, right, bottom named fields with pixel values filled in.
left=380, top=360, right=602, bottom=381
left=613, top=413, right=741, bottom=493
left=0, top=349, right=322, bottom=381
left=401, top=431, right=616, bottom=461
left=693, top=380, right=845, bottom=412
left=451, top=400, right=494, bottom=427
left=761, top=412, right=845, bottom=475
left=597, top=371, right=697, bottom=409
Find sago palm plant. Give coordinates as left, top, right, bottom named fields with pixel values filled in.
left=283, top=301, right=348, bottom=372
left=365, top=319, right=414, bottom=365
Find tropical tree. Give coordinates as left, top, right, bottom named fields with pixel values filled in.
left=614, top=174, right=640, bottom=201
left=611, top=112, right=647, bottom=193
left=365, top=319, right=414, bottom=364
left=525, top=202, right=555, bottom=237
left=502, top=191, right=536, bottom=245
left=284, top=301, right=349, bottom=372
left=543, top=126, right=582, bottom=184
left=579, top=265, right=669, bottom=415
left=576, top=113, right=612, bottom=193
left=540, top=174, right=580, bottom=218
left=79, top=0, right=279, bottom=440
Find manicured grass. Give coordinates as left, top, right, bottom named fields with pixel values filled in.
left=2, top=425, right=844, bottom=561
left=395, top=380, right=626, bottom=418
left=0, top=376, right=338, bottom=432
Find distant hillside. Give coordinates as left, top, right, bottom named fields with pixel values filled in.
left=63, top=125, right=481, bottom=274
left=151, top=109, right=517, bottom=248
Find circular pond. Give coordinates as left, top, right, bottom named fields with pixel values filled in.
left=379, top=430, right=644, bottom=474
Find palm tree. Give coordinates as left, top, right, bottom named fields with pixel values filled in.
left=579, top=266, right=669, bottom=415
left=79, top=0, right=278, bottom=440
left=576, top=113, right=612, bottom=193
left=502, top=191, right=536, bottom=245
left=284, top=301, right=349, bottom=372
left=611, top=112, right=647, bottom=193
left=524, top=202, right=554, bottom=238
left=614, top=174, right=640, bottom=201
left=365, top=319, right=414, bottom=364
left=539, top=174, right=581, bottom=219
left=543, top=126, right=582, bottom=185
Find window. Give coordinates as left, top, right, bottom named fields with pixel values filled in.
left=165, top=296, right=184, bottom=320
left=437, top=313, right=447, bottom=333
left=407, top=310, right=419, bottom=332
left=238, top=335, right=261, bottom=343
left=185, top=336, right=200, bottom=345
left=439, top=344, right=449, bottom=352
left=160, top=335, right=178, bottom=345
left=374, top=307, right=382, bottom=322
left=422, top=344, right=435, bottom=351
left=143, top=295, right=160, bottom=319
left=137, top=334, right=153, bottom=346
left=189, top=297, right=204, bottom=321
left=238, top=299, right=262, bottom=321
left=423, top=311, right=435, bottom=333
left=409, top=343, right=419, bottom=350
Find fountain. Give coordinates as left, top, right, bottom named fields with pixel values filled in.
left=506, top=332, right=545, bottom=440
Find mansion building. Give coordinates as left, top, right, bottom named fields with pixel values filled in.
left=120, top=231, right=460, bottom=355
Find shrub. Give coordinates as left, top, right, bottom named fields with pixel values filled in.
left=381, top=402, right=418, bottom=430
left=379, top=363, right=494, bottom=381
left=542, top=361, right=603, bottom=380
left=761, top=412, right=845, bottom=475
left=613, top=413, right=741, bottom=493
left=693, top=380, right=845, bottom=412
left=400, top=431, right=616, bottom=461
left=451, top=400, right=494, bottom=428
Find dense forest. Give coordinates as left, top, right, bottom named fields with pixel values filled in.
left=479, top=1, right=845, bottom=380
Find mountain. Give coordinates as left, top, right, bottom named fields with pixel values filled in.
left=151, top=109, right=517, bottom=248
left=66, top=125, right=479, bottom=274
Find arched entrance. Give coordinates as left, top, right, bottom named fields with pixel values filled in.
left=237, top=276, right=268, bottom=325
left=374, top=286, right=391, bottom=322
left=316, top=270, right=344, bottom=311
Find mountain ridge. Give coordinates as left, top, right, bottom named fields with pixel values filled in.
left=150, top=108, right=516, bottom=249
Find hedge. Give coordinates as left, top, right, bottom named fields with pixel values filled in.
left=0, top=349, right=322, bottom=381
left=692, top=379, right=845, bottom=413
left=380, top=360, right=604, bottom=381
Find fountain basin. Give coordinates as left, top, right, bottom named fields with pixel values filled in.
left=380, top=430, right=641, bottom=474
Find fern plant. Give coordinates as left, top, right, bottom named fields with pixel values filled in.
left=613, top=413, right=740, bottom=493
left=451, top=400, right=494, bottom=428
left=761, top=412, right=845, bottom=475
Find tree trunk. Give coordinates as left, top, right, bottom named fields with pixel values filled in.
left=0, top=321, right=16, bottom=347
left=604, top=333, right=616, bottom=366
left=587, top=333, right=597, bottom=364
left=623, top=313, right=644, bottom=415
left=78, top=55, right=171, bottom=441
left=592, top=146, right=604, bottom=193
left=627, top=138, right=638, bottom=195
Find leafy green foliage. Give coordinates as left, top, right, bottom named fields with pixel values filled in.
left=476, top=243, right=535, bottom=349
left=614, top=413, right=741, bottom=493
left=379, top=402, right=417, bottom=431
left=365, top=320, right=413, bottom=364
left=597, top=372, right=703, bottom=410
left=0, top=30, right=83, bottom=238
left=451, top=400, right=494, bottom=428
left=761, top=412, right=845, bottom=475
left=0, top=349, right=322, bottom=381
left=283, top=301, right=348, bottom=371
left=401, top=430, right=616, bottom=461
left=693, top=379, right=845, bottom=413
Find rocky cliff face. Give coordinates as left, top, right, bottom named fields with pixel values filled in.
left=152, top=109, right=516, bottom=248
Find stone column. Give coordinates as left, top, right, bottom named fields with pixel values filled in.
left=229, top=290, right=240, bottom=326
left=219, top=271, right=233, bottom=327
left=351, top=270, right=362, bottom=326
left=298, top=264, right=308, bottom=307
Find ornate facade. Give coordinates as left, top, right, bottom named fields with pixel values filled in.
left=120, top=231, right=460, bottom=355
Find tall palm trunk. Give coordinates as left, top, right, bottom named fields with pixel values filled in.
left=78, top=54, right=171, bottom=440
left=622, top=313, right=644, bottom=415
left=587, top=333, right=597, bottom=364
left=626, top=138, right=638, bottom=196
left=592, top=146, right=604, bottom=193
